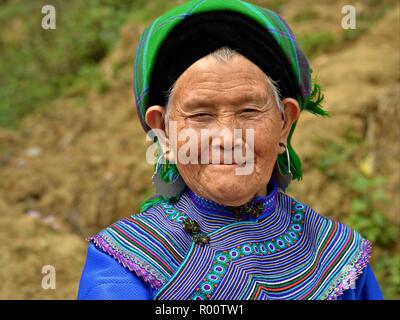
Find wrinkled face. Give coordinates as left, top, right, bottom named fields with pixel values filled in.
left=146, top=54, right=300, bottom=207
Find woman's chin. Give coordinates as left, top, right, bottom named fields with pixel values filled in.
left=201, top=179, right=256, bottom=207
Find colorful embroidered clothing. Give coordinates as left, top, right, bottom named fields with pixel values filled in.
left=78, top=179, right=382, bottom=300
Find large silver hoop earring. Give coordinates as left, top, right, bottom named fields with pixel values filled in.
left=277, top=142, right=292, bottom=177
left=152, top=154, right=186, bottom=199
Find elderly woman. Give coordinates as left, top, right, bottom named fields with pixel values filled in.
left=78, top=0, right=382, bottom=300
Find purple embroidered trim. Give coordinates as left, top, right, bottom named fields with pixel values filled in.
left=89, top=234, right=164, bottom=289
left=325, top=239, right=372, bottom=300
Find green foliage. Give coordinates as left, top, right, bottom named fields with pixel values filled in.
left=296, top=0, right=395, bottom=58
left=345, top=174, right=397, bottom=247
left=313, top=136, right=399, bottom=298
left=374, top=253, right=400, bottom=299
left=0, top=0, right=156, bottom=128
left=344, top=172, right=399, bottom=299
left=341, top=0, right=394, bottom=43
left=65, top=65, right=110, bottom=97
left=314, top=139, right=357, bottom=179
left=292, top=8, right=318, bottom=23
left=298, top=30, right=337, bottom=58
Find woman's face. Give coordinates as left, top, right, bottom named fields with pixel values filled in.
left=146, top=54, right=300, bottom=206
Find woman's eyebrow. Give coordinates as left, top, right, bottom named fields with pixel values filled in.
left=233, top=92, right=266, bottom=105
left=182, top=92, right=266, bottom=109
left=182, top=98, right=216, bottom=109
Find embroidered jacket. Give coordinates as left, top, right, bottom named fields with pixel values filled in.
left=86, top=180, right=372, bottom=300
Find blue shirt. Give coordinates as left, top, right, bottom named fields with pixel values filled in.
left=78, top=242, right=384, bottom=300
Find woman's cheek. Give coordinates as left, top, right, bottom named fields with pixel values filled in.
left=253, top=129, right=275, bottom=153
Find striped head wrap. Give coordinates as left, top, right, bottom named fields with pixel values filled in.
left=133, top=0, right=329, bottom=181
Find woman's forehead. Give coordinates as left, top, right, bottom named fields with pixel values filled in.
left=171, top=57, right=270, bottom=103
left=182, top=54, right=267, bottom=82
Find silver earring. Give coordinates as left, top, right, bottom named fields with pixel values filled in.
left=152, top=154, right=186, bottom=199
left=277, top=142, right=292, bottom=177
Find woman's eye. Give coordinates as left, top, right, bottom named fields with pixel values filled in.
left=190, top=113, right=213, bottom=118
left=241, top=108, right=260, bottom=114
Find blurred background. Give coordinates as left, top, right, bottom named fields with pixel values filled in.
left=0, top=0, right=398, bottom=299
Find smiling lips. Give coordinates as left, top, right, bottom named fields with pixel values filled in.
left=206, top=162, right=252, bottom=166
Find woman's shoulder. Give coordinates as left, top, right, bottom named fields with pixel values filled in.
left=86, top=202, right=192, bottom=290
left=78, top=241, right=158, bottom=299
left=279, top=191, right=373, bottom=299
left=90, top=201, right=190, bottom=246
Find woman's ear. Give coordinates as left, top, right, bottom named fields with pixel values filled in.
left=279, top=98, right=300, bottom=152
left=145, top=105, right=165, bottom=130
left=145, top=105, right=174, bottom=161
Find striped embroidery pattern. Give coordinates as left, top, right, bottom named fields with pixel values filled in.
left=190, top=201, right=305, bottom=300
left=90, top=191, right=371, bottom=299
left=154, top=193, right=371, bottom=300
left=89, top=204, right=192, bottom=289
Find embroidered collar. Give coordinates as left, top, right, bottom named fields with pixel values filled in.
left=187, top=177, right=278, bottom=220
left=177, top=178, right=280, bottom=235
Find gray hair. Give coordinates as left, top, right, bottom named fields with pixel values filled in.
left=164, top=46, right=284, bottom=123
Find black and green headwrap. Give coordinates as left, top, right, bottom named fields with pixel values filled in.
left=133, top=0, right=329, bottom=182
